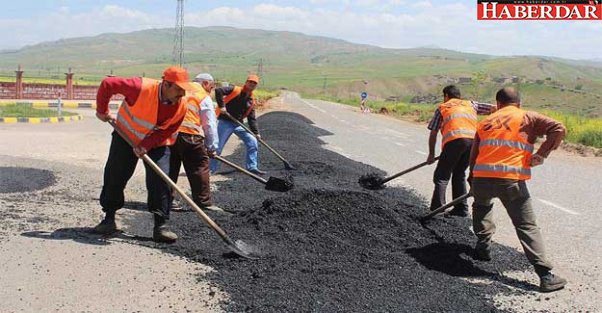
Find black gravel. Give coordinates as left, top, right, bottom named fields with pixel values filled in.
left=125, top=111, right=533, bottom=312
left=0, top=167, right=57, bottom=193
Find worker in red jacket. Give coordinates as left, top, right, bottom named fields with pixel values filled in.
left=93, top=66, right=199, bottom=243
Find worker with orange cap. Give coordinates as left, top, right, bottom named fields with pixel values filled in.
left=93, top=66, right=199, bottom=243
left=210, top=74, right=265, bottom=175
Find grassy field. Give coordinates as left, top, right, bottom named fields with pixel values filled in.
left=0, top=103, right=77, bottom=117
left=324, top=96, right=602, bottom=149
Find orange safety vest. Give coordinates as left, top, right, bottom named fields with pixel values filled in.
left=473, top=106, right=533, bottom=180
left=439, top=98, right=477, bottom=148
left=216, top=86, right=255, bottom=119
left=115, top=78, right=187, bottom=146
left=178, top=85, right=209, bottom=136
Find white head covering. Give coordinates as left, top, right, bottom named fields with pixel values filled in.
left=193, top=73, right=214, bottom=82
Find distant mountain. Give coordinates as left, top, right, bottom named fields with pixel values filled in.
left=1, top=26, right=601, bottom=116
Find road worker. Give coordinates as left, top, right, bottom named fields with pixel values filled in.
left=469, top=87, right=567, bottom=292
left=93, top=66, right=198, bottom=243
left=426, top=85, right=496, bottom=216
left=168, top=73, right=220, bottom=211
left=209, top=74, right=265, bottom=175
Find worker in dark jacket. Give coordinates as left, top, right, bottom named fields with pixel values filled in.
left=209, top=74, right=265, bottom=175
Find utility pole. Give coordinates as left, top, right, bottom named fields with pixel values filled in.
left=322, top=75, right=328, bottom=94
left=172, top=0, right=185, bottom=66
left=257, top=58, right=264, bottom=85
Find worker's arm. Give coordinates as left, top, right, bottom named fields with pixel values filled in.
left=427, top=129, right=438, bottom=164
left=426, top=109, right=441, bottom=163
left=525, top=111, right=567, bottom=166
left=472, top=101, right=497, bottom=115
left=213, top=86, right=234, bottom=109
left=138, top=103, right=186, bottom=152
left=95, top=77, right=141, bottom=121
left=468, top=133, right=481, bottom=175
left=199, top=96, right=219, bottom=152
left=467, top=133, right=481, bottom=185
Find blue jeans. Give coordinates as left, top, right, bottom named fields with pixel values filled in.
left=210, top=119, right=259, bottom=172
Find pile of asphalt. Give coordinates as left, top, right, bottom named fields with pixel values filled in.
left=127, top=111, right=532, bottom=312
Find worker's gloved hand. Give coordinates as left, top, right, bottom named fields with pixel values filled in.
left=255, top=134, right=262, bottom=140
left=133, top=145, right=147, bottom=158
left=207, top=149, right=216, bottom=158
left=530, top=154, right=545, bottom=167
left=220, top=110, right=233, bottom=120
left=96, top=112, right=115, bottom=122
left=426, top=153, right=436, bottom=164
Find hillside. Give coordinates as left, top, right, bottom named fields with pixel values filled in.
left=1, top=26, right=601, bottom=116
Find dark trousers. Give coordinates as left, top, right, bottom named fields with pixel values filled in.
left=472, top=178, right=553, bottom=275
left=99, top=131, right=172, bottom=219
left=168, top=133, right=212, bottom=207
left=429, top=138, right=472, bottom=211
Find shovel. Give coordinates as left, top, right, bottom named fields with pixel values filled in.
left=221, top=112, right=296, bottom=170
left=212, top=155, right=294, bottom=192
left=359, top=156, right=440, bottom=190
left=420, top=192, right=473, bottom=222
left=107, top=120, right=256, bottom=259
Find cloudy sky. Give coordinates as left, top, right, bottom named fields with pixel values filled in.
left=1, top=0, right=601, bottom=60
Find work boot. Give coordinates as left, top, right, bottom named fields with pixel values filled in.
left=539, top=272, right=567, bottom=292
left=153, top=225, right=178, bottom=243
left=473, top=245, right=492, bottom=261
left=248, top=168, right=267, bottom=175
left=153, top=214, right=177, bottom=243
left=93, top=218, right=118, bottom=235
left=204, top=205, right=225, bottom=212
left=446, top=208, right=469, bottom=217
left=170, top=200, right=185, bottom=212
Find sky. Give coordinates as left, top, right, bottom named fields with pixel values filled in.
left=1, top=0, right=601, bottom=60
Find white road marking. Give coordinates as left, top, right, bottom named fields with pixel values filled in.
left=415, top=150, right=427, bottom=155
left=536, top=198, right=580, bottom=215
left=300, top=98, right=326, bottom=113
left=395, top=142, right=406, bottom=147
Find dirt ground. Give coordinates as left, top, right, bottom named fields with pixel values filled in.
left=0, top=98, right=598, bottom=312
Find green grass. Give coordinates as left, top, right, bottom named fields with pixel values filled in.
left=539, top=110, right=602, bottom=148
left=0, top=103, right=77, bottom=118
left=312, top=95, right=435, bottom=122
left=316, top=95, right=602, bottom=149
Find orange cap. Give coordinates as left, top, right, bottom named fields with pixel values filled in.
left=246, top=74, right=260, bottom=84
left=162, top=66, right=200, bottom=92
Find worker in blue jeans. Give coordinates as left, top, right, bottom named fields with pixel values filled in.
left=210, top=74, right=265, bottom=175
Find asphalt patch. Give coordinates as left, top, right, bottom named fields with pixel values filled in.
left=124, top=111, right=533, bottom=312
left=0, top=167, right=56, bottom=193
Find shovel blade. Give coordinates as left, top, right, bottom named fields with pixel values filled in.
left=265, top=176, right=294, bottom=192
left=358, top=173, right=385, bottom=190
left=226, top=240, right=259, bottom=260
left=284, top=161, right=296, bottom=170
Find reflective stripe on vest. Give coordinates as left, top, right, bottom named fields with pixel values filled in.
left=480, top=139, right=534, bottom=154
left=178, top=87, right=208, bottom=136
left=473, top=164, right=531, bottom=177
left=115, top=78, right=185, bottom=146
left=216, top=86, right=255, bottom=119
left=441, top=129, right=476, bottom=142
left=473, top=106, right=532, bottom=180
left=439, top=99, right=477, bottom=147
